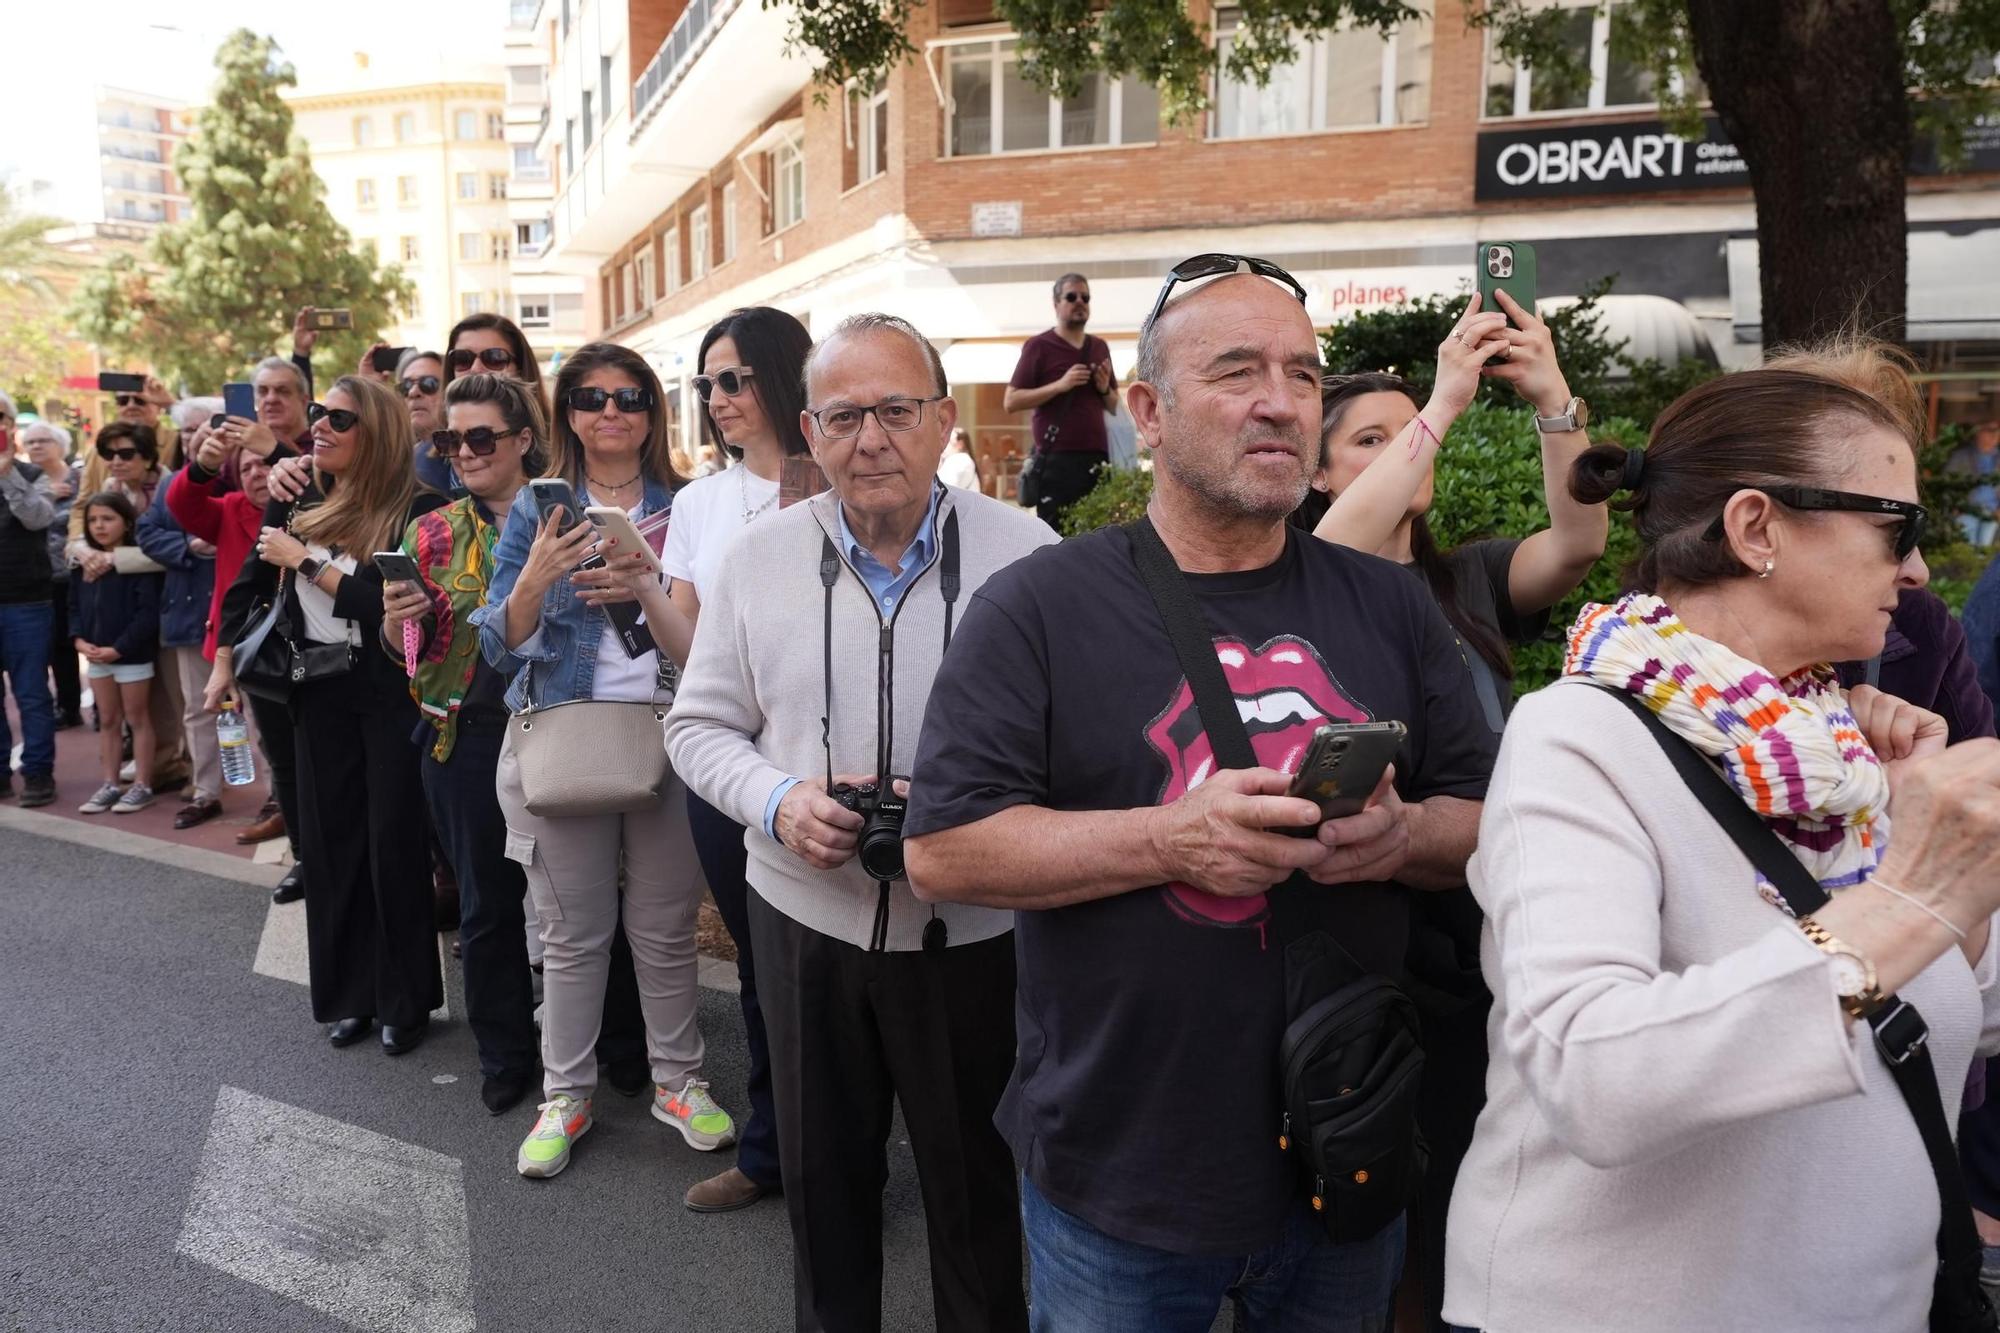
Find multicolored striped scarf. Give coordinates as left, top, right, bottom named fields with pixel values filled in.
left=1565, top=592, right=1886, bottom=909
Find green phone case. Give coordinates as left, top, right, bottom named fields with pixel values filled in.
left=1475, top=240, right=1537, bottom=327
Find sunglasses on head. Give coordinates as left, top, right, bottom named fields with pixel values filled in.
left=97, top=445, right=142, bottom=461
left=431, top=426, right=519, bottom=457
left=449, top=347, right=515, bottom=373
left=307, top=402, right=360, bottom=432
left=1145, top=253, right=1308, bottom=328
left=1061, top=291, right=1090, bottom=304
left=399, top=374, right=442, bottom=397
left=1702, top=485, right=1930, bottom=561
left=114, top=393, right=146, bottom=407
left=566, top=386, right=654, bottom=413
left=693, top=367, right=754, bottom=401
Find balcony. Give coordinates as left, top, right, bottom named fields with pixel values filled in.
left=100, top=143, right=166, bottom=164
left=632, top=0, right=735, bottom=130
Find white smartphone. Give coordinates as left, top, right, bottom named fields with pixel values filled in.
left=584, top=505, right=662, bottom=576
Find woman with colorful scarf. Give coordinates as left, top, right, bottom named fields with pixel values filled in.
left=1443, top=344, right=2000, bottom=1333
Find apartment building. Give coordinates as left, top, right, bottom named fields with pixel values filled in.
left=505, top=0, right=591, bottom=367
left=516, top=0, right=2000, bottom=482
left=94, top=88, right=191, bottom=228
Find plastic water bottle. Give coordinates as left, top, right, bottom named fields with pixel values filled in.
left=218, top=703, right=257, bottom=787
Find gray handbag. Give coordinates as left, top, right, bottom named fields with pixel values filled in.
left=510, top=657, right=678, bottom=817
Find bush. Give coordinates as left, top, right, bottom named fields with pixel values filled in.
left=1057, top=462, right=1155, bottom=537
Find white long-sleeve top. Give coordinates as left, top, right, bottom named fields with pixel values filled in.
left=1445, top=678, right=2000, bottom=1333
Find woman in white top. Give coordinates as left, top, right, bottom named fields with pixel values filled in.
left=1444, top=339, right=2000, bottom=1333
left=656, top=306, right=812, bottom=1214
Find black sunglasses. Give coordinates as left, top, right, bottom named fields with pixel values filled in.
left=399, top=375, right=442, bottom=397
left=449, top=347, right=515, bottom=373
left=97, top=445, right=142, bottom=461
left=1145, top=253, right=1308, bottom=328
left=566, top=386, right=654, bottom=414
left=114, top=393, right=147, bottom=407
left=431, top=426, right=518, bottom=457
left=693, top=367, right=754, bottom=401
left=307, top=402, right=360, bottom=432
left=1062, top=291, right=1090, bottom=304
left=1703, top=485, right=1930, bottom=560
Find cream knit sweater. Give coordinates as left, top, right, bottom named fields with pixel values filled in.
left=1445, top=678, right=2000, bottom=1333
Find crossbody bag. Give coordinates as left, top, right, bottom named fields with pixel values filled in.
left=1600, top=685, right=1997, bottom=1333
left=1127, top=517, right=1427, bottom=1244
left=509, top=652, right=677, bottom=818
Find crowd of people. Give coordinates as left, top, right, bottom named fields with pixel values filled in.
left=7, top=254, right=2000, bottom=1333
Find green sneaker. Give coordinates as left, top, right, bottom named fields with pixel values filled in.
left=516, top=1094, right=591, bottom=1178
left=652, top=1078, right=737, bottom=1151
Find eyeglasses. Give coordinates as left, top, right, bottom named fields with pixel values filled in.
left=399, top=375, right=442, bottom=397
left=449, top=347, right=516, bottom=373
left=307, top=403, right=360, bottom=432
left=1061, top=291, right=1091, bottom=305
left=431, top=426, right=519, bottom=457
left=97, top=445, right=142, bottom=461
left=114, top=393, right=147, bottom=407
left=693, top=367, right=755, bottom=401
left=807, top=396, right=943, bottom=439
left=1703, top=485, right=1930, bottom=561
left=565, top=386, right=654, bottom=414
left=1145, top=253, right=1308, bottom=329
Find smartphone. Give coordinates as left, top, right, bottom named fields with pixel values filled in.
left=372, top=551, right=423, bottom=585
left=528, top=477, right=582, bottom=534
left=585, top=505, right=662, bottom=576
left=1283, top=721, right=1409, bottom=834
left=98, top=371, right=147, bottom=394
left=1475, top=241, right=1537, bottom=329
left=311, top=309, right=354, bottom=331
left=371, top=345, right=412, bottom=373
left=208, top=413, right=226, bottom=430
left=223, top=381, right=256, bottom=420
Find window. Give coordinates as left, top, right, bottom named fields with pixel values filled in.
left=720, top=181, right=738, bottom=262
left=490, top=174, right=509, bottom=199
left=397, top=175, right=418, bottom=205
left=460, top=232, right=484, bottom=260
left=463, top=293, right=485, bottom=316
left=689, top=203, right=710, bottom=280
left=395, top=111, right=417, bottom=142
left=515, top=218, right=550, bottom=251
left=356, top=178, right=376, bottom=208
left=352, top=116, right=374, bottom=146
left=664, top=227, right=681, bottom=292
left=513, top=143, right=549, bottom=182
left=400, top=235, right=420, bottom=261
left=849, top=85, right=889, bottom=183
left=492, top=232, right=511, bottom=261
left=560, top=0, right=569, bottom=36
left=519, top=298, right=552, bottom=328
left=581, top=93, right=594, bottom=149
left=635, top=246, right=655, bottom=307
left=456, top=109, right=479, bottom=140
left=947, top=39, right=1159, bottom=155
left=600, top=56, right=613, bottom=124
left=1212, top=8, right=1432, bottom=138
left=458, top=172, right=479, bottom=200
left=619, top=262, right=636, bottom=318
left=773, top=132, right=805, bottom=231
left=1484, top=0, right=1656, bottom=118
left=488, top=111, right=506, bottom=139
left=509, top=0, right=538, bottom=26
left=564, top=120, right=575, bottom=172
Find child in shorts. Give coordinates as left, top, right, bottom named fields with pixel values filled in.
left=70, top=492, right=163, bottom=814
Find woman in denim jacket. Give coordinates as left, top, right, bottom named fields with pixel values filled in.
left=473, top=341, right=731, bottom=1181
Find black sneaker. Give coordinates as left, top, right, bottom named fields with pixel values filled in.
left=19, top=774, right=54, bottom=809
left=606, top=1057, right=650, bottom=1097
left=272, top=863, right=306, bottom=904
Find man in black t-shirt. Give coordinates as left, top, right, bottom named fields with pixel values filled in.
left=907, top=261, right=1497, bottom=1332
left=1005, top=272, right=1118, bottom=531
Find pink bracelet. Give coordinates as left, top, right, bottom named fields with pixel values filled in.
left=402, top=618, right=420, bottom=678
left=1409, top=414, right=1441, bottom=460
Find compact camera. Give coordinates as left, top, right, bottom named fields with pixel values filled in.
left=831, top=777, right=909, bottom=883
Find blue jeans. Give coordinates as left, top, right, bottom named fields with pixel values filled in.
left=1021, top=1173, right=1403, bottom=1333
left=0, top=601, right=55, bottom=778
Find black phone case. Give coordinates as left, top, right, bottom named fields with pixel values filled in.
left=1286, top=725, right=1406, bottom=832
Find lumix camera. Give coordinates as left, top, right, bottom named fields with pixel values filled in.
left=831, top=776, right=908, bottom=883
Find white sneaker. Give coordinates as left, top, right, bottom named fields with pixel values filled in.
left=652, top=1078, right=737, bottom=1151
left=113, top=783, right=156, bottom=814
left=78, top=782, right=123, bottom=814
left=517, top=1094, right=591, bottom=1178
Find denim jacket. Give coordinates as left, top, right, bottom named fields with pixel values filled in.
left=472, top=476, right=675, bottom=712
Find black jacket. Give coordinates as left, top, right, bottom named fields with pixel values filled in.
left=69, top=561, right=163, bottom=665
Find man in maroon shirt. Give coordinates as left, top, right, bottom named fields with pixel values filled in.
left=1005, top=272, right=1119, bottom=531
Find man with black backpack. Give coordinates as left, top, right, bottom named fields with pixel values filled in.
left=905, top=255, right=1498, bottom=1330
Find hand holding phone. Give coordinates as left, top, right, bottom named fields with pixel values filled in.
left=1282, top=721, right=1408, bottom=835
left=371, top=550, right=423, bottom=585
left=1475, top=241, right=1537, bottom=331
left=528, top=477, right=581, bottom=534
left=223, top=381, right=256, bottom=421
left=584, top=505, right=662, bottom=576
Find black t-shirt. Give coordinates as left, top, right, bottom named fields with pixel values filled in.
left=906, top=525, right=1498, bottom=1257
left=1009, top=329, right=1111, bottom=455
left=1419, top=537, right=1548, bottom=732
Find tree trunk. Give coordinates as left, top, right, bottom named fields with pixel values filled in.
left=1685, top=0, right=1910, bottom=351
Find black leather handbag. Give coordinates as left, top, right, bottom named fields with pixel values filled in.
left=230, top=570, right=355, bottom=704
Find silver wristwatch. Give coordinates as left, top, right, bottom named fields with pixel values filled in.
left=1534, top=396, right=1589, bottom=435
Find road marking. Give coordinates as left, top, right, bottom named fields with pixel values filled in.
left=253, top=903, right=452, bottom=1021
left=176, top=1085, right=475, bottom=1333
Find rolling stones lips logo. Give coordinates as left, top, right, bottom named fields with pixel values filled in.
left=1144, top=635, right=1370, bottom=930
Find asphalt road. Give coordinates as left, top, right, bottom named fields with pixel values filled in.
left=0, top=813, right=942, bottom=1333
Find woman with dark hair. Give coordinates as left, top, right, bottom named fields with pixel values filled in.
left=233, top=375, right=447, bottom=1053
left=1444, top=346, right=2000, bottom=1333
left=445, top=313, right=546, bottom=415
left=654, top=306, right=811, bottom=1213
left=474, top=340, right=732, bottom=1179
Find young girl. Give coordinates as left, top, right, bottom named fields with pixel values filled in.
left=70, top=492, right=163, bottom=814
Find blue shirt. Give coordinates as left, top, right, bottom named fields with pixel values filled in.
left=762, top=485, right=946, bottom=838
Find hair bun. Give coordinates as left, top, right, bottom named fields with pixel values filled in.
left=1569, top=441, right=1635, bottom=507
left=1619, top=447, right=1647, bottom=492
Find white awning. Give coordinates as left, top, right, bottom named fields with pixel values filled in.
left=1539, top=293, right=1718, bottom=369
left=1729, top=230, right=2000, bottom=341
left=939, top=338, right=1138, bottom=387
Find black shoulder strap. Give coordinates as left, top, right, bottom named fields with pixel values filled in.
left=1595, top=684, right=1987, bottom=1323
left=1126, top=516, right=1255, bottom=772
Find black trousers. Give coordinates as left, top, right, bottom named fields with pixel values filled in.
left=1963, top=1057, right=2000, bottom=1217
left=46, top=583, right=79, bottom=718
left=248, top=689, right=303, bottom=858
left=750, top=889, right=1026, bottom=1333
left=292, top=676, right=441, bottom=1027
left=686, top=791, right=782, bottom=1188
left=1033, top=449, right=1107, bottom=533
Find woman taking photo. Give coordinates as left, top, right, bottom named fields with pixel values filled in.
left=1445, top=346, right=2000, bottom=1333
left=655, top=306, right=810, bottom=1213
left=475, top=340, right=729, bottom=1180
left=235, top=375, right=445, bottom=1053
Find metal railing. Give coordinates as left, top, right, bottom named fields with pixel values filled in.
left=630, top=0, right=742, bottom=132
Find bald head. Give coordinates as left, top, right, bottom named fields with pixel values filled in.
left=1135, top=274, right=1318, bottom=405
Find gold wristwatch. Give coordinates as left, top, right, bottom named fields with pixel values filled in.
left=1798, top=916, right=1888, bottom=1019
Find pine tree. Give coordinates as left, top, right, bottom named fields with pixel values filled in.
left=72, top=30, right=412, bottom=390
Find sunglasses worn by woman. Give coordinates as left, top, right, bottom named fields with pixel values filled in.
left=450, top=347, right=515, bottom=374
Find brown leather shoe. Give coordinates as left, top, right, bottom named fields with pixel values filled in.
left=684, top=1167, right=775, bottom=1214
left=236, top=810, right=286, bottom=844
left=174, top=798, right=223, bottom=830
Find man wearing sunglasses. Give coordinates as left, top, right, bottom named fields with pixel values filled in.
left=0, top=389, right=62, bottom=807
left=1005, top=272, right=1119, bottom=531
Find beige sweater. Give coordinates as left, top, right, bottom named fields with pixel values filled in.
left=1445, top=678, right=2000, bottom=1333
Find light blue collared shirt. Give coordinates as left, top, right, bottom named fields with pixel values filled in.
left=762, top=485, right=946, bottom=838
